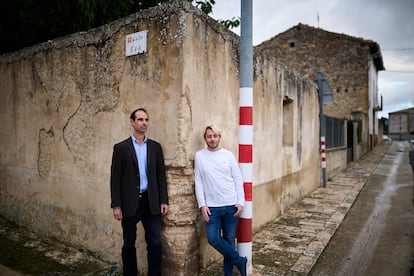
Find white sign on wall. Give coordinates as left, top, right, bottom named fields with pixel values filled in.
left=125, top=30, right=148, bottom=56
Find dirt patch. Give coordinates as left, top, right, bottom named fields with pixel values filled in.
left=0, top=216, right=116, bottom=275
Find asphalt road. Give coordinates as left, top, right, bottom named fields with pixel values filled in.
left=310, top=141, right=414, bottom=276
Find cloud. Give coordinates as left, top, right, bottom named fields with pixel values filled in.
left=379, top=71, right=414, bottom=115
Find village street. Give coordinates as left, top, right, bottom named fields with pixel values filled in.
left=1, top=140, right=413, bottom=275
left=310, top=140, right=414, bottom=276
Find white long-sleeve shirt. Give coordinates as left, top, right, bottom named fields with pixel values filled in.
left=194, top=148, right=245, bottom=208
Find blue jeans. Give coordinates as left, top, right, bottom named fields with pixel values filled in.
left=205, top=205, right=243, bottom=276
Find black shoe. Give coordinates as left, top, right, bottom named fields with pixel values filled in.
left=236, top=257, right=247, bottom=276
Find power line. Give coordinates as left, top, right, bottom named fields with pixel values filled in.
left=381, top=70, right=414, bottom=74
left=382, top=48, right=414, bottom=51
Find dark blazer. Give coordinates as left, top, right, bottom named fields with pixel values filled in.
left=110, top=136, right=168, bottom=217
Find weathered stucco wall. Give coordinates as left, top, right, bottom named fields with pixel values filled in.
left=326, top=148, right=348, bottom=178
left=0, top=3, right=196, bottom=274
left=0, top=2, right=319, bottom=274
left=250, top=58, right=319, bottom=228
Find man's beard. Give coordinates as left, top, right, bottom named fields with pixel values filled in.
left=207, top=142, right=219, bottom=150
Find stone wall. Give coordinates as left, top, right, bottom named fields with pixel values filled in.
left=0, top=2, right=319, bottom=274
left=257, top=23, right=384, bottom=170
left=257, top=24, right=376, bottom=120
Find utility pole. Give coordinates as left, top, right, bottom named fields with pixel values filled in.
left=237, top=0, right=253, bottom=274
left=315, top=72, right=333, bottom=187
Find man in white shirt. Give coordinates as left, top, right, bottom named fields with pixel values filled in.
left=194, top=125, right=247, bottom=276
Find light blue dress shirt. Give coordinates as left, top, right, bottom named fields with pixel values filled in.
left=131, top=135, right=148, bottom=192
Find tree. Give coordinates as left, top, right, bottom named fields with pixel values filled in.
left=0, top=0, right=239, bottom=54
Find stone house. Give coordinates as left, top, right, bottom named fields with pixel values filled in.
left=257, top=23, right=385, bottom=177
left=0, top=2, right=320, bottom=275
left=388, top=107, right=414, bottom=141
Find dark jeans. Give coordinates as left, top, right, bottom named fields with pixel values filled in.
left=121, top=193, right=162, bottom=276
left=205, top=205, right=243, bottom=276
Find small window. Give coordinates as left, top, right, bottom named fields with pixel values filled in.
left=289, top=42, right=295, bottom=48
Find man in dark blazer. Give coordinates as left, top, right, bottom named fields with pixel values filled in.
left=110, top=108, right=169, bottom=276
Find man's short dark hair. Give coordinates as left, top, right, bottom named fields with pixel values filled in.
left=130, top=108, right=148, bottom=120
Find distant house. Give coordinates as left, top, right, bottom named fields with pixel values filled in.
left=388, top=107, right=414, bottom=141
left=257, top=23, right=385, bottom=175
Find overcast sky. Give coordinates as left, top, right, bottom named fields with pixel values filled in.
left=210, top=0, right=414, bottom=118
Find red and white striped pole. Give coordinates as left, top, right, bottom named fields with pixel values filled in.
left=237, top=88, right=253, bottom=272
left=237, top=0, right=253, bottom=274
left=321, top=136, right=327, bottom=187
